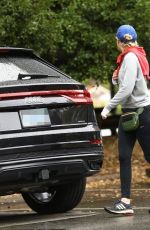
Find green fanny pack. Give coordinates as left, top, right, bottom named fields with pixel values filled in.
left=121, top=107, right=144, bottom=132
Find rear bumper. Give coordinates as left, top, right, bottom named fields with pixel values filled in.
left=0, top=125, right=103, bottom=193
left=0, top=147, right=103, bottom=194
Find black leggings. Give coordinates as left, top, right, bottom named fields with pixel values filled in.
left=118, top=105, right=150, bottom=198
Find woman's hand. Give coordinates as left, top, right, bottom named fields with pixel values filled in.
left=101, top=108, right=110, bottom=119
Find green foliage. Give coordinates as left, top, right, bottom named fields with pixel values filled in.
left=0, top=0, right=60, bottom=57
left=0, top=0, right=149, bottom=83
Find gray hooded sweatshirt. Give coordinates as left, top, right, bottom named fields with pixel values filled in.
left=105, top=52, right=150, bottom=112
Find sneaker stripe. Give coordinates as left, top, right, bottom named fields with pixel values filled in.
left=116, top=204, right=125, bottom=210
left=116, top=204, right=121, bottom=209
left=120, top=204, right=126, bottom=209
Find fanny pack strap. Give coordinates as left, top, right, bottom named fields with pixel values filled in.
left=137, top=107, right=144, bottom=115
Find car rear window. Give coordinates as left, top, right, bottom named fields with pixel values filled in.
left=0, top=56, right=62, bottom=82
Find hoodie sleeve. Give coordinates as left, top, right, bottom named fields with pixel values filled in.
left=105, top=52, right=138, bottom=112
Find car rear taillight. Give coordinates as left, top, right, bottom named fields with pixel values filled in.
left=0, top=89, right=93, bottom=104
left=90, top=139, right=102, bottom=145
left=0, top=48, right=9, bottom=53
left=62, top=89, right=92, bottom=104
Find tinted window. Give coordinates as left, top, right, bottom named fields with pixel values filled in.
left=0, top=56, right=60, bottom=82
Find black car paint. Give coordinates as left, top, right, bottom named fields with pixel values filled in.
left=0, top=47, right=103, bottom=195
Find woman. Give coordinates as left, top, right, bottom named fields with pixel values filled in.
left=101, top=24, right=150, bottom=215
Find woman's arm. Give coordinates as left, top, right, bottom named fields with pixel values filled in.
left=106, top=53, right=138, bottom=111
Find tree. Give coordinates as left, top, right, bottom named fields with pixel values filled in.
left=48, top=0, right=150, bottom=83
left=0, top=0, right=149, bottom=83
left=0, top=0, right=58, bottom=54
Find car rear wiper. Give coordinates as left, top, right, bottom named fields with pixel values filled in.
left=18, top=73, right=60, bottom=80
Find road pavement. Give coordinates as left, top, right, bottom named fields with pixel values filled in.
left=0, top=188, right=149, bottom=229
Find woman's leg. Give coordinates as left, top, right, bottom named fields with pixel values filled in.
left=104, top=120, right=136, bottom=215
left=118, top=119, right=136, bottom=198
left=137, top=106, right=150, bottom=164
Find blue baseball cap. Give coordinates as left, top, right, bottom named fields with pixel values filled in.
left=116, top=25, right=137, bottom=43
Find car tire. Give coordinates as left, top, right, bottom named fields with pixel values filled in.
left=22, top=177, right=86, bottom=214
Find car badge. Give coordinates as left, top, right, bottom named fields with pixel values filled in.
left=25, top=96, right=45, bottom=104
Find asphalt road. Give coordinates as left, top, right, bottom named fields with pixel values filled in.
left=0, top=189, right=149, bottom=230
left=0, top=206, right=149, bottom=230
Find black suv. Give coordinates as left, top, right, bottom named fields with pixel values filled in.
left=0, top=47, right=103, bottom=214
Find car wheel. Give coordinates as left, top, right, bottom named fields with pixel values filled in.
left=22, top=177, right=86, bottom=214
